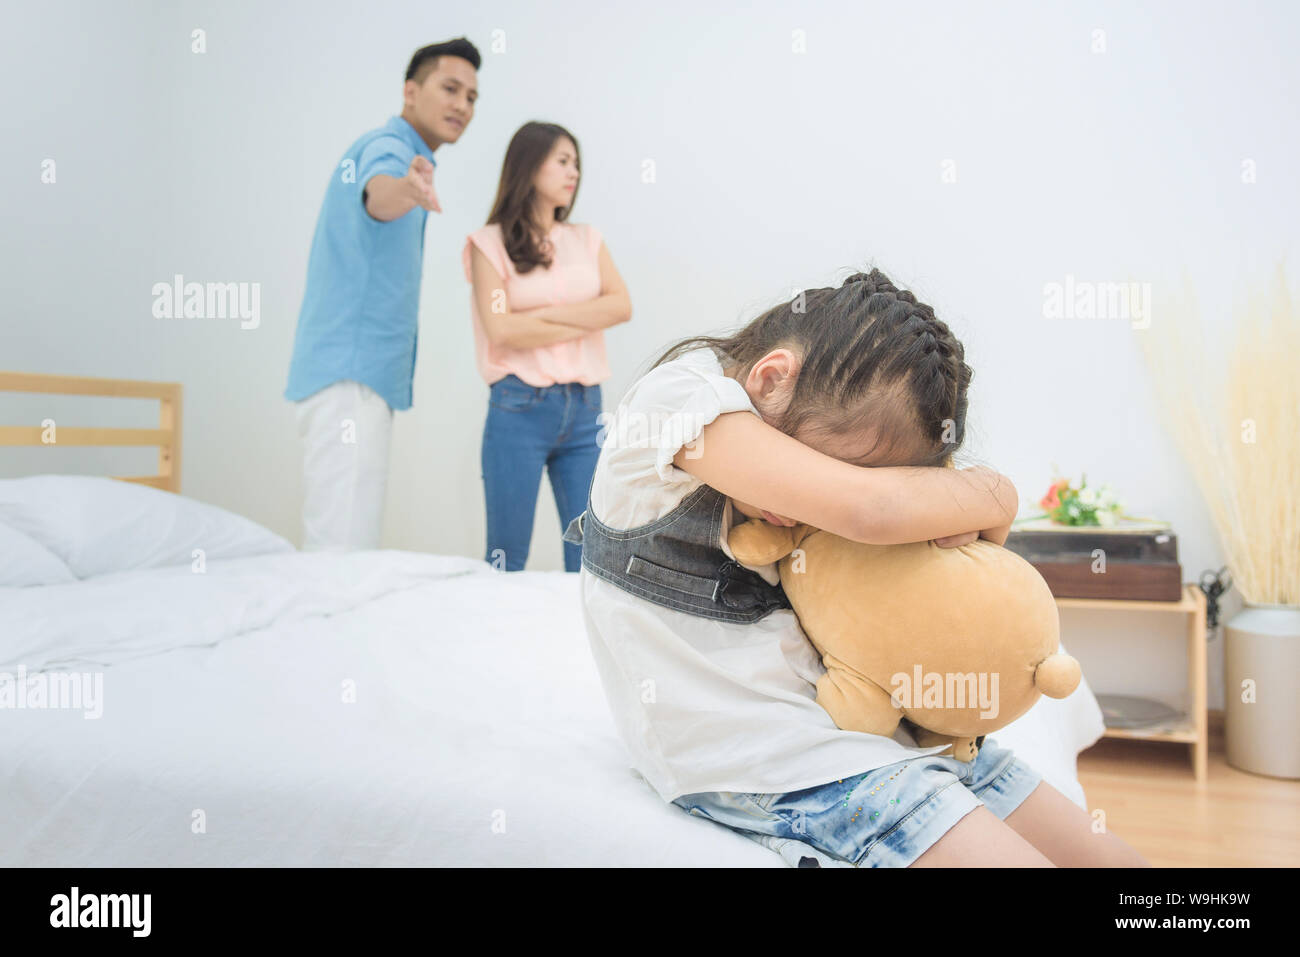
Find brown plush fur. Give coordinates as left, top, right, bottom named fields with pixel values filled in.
left=728, top=519, right=1081, bottom=762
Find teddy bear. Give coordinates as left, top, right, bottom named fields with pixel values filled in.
left=727, top=517, right=1081, bottom=762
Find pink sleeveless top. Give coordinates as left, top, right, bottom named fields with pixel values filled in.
left=463, top=221, right=611, bottom=387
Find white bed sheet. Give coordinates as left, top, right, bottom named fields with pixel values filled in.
left=0, top=550, right=1105, bottom=866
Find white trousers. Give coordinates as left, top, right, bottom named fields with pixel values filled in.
left=294, top=380, right=393, bottom=551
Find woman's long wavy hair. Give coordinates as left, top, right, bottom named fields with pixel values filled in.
left=485, top=121, right=581, bottom=274
left=650, top=268, right=973, bottom=468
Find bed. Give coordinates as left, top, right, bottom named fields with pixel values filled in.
left=0, top=372, right=1107, bottom=866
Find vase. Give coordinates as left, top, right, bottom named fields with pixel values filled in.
left=1223, top=603, right=1300, bottom=779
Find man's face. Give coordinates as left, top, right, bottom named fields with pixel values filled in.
left=404, top=55, right=477, bottom=146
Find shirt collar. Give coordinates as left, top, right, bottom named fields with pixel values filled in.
left=389, top=115, right=437, bottom=165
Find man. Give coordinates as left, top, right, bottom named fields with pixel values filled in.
left=285, top=38, right=480, bottom=549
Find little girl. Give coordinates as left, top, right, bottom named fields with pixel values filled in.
left=564, top=268, right=1149, bottom=868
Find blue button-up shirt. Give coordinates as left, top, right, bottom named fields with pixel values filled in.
left=285, top=116, right=435, bottom=411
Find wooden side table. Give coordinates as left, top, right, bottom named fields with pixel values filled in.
left=1057, top=585, right=1208, bottom=781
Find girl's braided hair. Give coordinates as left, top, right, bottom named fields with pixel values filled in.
left=648, top=267, right=972, bottom=467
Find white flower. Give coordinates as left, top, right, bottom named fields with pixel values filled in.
left=1079, top=487, right=1098, bottom=505
left=1097, top=509, right=1117, bottom=527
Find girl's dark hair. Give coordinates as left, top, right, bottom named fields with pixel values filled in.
left=486, top=122, right=580, bottom=274
left=649, top=268, right=972, bottom=467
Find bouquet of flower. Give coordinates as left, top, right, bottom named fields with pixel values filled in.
left=1038, top=474, right=1123, bottom=527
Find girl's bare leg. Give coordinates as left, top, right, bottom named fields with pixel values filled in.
left=1002, top=781, right=1151, bottom=867
left=909, top=806, right=1056, bottom=867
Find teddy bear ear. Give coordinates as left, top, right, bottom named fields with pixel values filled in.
left=728, top=519, right=797, bottom=565
left=1034, top=653, right=1081, bottom=698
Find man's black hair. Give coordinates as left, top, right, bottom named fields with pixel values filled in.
left=405, top=38, right=481, bottom=84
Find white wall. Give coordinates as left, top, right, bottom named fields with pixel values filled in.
left=4, top=0, right=1298, bottom=710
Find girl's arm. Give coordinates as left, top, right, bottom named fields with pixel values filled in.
left=470, top=245, right=589, bottom=349
left=671, top=410, right=1018, bottom=545
left=536, top=242, right=632, bottom=332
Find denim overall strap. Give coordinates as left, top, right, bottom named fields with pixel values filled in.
left=562, top=484, right=791, bottom=624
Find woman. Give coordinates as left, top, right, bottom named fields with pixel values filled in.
left=464, top=122, right=631, bottom=571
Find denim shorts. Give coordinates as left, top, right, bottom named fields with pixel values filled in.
left=672, top=737, right=1043, bottom=868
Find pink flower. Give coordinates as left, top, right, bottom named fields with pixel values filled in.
left=1040, top=478, right=1069, bottom=511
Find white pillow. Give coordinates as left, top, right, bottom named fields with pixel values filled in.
left=0, top=475, right=294, bottom=578
left=0, top=521, right=78, bottom=586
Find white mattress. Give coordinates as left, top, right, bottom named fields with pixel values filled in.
left=0, top=550, right=1105, bottom=866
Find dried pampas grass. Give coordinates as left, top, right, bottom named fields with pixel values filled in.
left=1137, top=267, right=1299, bottom=606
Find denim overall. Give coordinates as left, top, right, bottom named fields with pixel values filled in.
left=561, top=482, right=790, bottom=623
left=563, top=482, right=855, bottom=867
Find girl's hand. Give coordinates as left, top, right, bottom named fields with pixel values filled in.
left=932, top=530, right=979, bottom=548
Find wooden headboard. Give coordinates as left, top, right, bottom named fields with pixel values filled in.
left=0, top=372, right=182, bottom=493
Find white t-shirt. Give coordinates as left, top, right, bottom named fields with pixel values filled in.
left=579, top=346, right=950, bottom=802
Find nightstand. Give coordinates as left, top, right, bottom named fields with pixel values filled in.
left=1058, top=585, right=1208, bottom=781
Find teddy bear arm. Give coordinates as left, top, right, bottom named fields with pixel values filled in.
left=815, top=668, right=903, bottom=737
left=726, top=518, right=796, bottom=566
left=909, top=726, right=981, bottom=763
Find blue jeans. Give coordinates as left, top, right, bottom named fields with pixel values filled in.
left=672, top=737, right=1044, bottom=868
left=482, top=374, right=602, bottom=572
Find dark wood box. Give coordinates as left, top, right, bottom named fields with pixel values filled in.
left=1004, top=527, right=1183, bottom=601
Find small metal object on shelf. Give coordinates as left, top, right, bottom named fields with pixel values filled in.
left=1096, top=693, right=1185, bottom=730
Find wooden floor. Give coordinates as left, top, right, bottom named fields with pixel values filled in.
left=1075, top=711, right=1300, bottom=867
